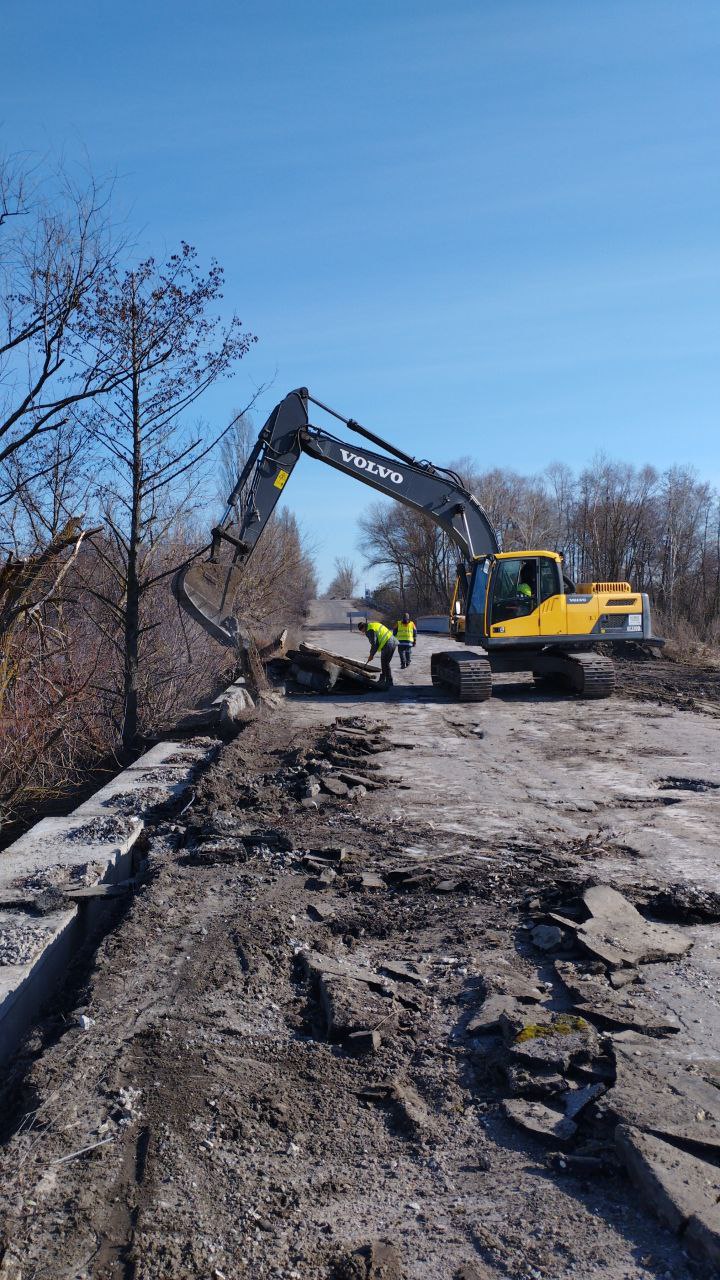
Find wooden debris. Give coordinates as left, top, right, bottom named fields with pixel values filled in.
left=287, top=643, right=381, bottom=693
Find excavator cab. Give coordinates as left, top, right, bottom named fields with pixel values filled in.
left=429, top=550, right=662, bottom=699
left=460, top=550, right=658, bottom=648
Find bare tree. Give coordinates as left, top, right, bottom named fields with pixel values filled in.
left=0, top=155, right=127, bottom=503
left=76, top=243, right=256, bottom=752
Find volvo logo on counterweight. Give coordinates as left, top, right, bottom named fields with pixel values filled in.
left=339, top=448, right=403, bottom=484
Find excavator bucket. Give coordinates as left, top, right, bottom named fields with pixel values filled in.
left=172, top=560, right=245, bottom=648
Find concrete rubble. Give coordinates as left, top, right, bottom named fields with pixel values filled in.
left=466, top=877, right=720, bottom=1266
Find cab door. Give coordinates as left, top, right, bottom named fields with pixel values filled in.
left=487, top=557, right=541, bottom=639
left=537, top=556, right=567, bottom=636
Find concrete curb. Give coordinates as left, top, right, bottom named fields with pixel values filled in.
left=0, top=739, right=217, bottom=1069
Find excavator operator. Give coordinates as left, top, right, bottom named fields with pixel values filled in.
left=358, top=620, right=397, bottom=688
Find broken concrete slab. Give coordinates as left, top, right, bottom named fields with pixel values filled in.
left=305, top=873, right=337, bottom=891
left=72, top=741, right=212, bottom=821
left=578, top=885, right=691, bottom=968
left=616, top=1125, right=720, bottom=1267
left=377, top=961, right=427, bottom=987
left=554, top=960, right=680, bottom=1034
left=358, top=1080, right=431, bottom=1133
left=215, top=679, right=255, bottom=725
left=504, top=1063, right=568, bottom=1099
left=320, top=776, right=350, bottom=797
left=547, top=912, right=581, bottom=930
left=300, top=949, right=395, bottom=995
left=609, top=967, right=640, bottom=990
left=0, top=738, right=216, bottom=1069
left=574, top=1000, right=679, bottom=1035
left=482, top=967, right=545, bottom=1004
left=337, top=770, right=384, bottom=790
left=564, top=1082, right=605, bottom=1122
left=505, top=1013, right=601, bottom=1071
left=307, top=901, right=335, bottom=922
left=610, top=1042, right=720, bottom=1152
left=353, top=873, right=386, bottom=891
left=467, top=994, right=528, bottom=1036
left=502, top=1098, right=577, bottom=1144
left=337, top=1238, right=404, bottom=1280
left=347, top=1029, right=382, bottom=1054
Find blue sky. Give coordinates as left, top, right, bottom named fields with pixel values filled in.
left=2, top=1, right=719, bottom=586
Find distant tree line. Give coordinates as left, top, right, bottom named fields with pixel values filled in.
left=360, top=458, right=720, bottom=641
left=0, top=154, right=315, bottom=828
left=324, top=556, right=358, bottom=599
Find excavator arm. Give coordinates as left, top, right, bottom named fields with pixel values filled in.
left=173, top=387, right=499, bottom=646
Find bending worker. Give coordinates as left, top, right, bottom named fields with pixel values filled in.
left=358, top=619, right=396, bottom=687
left=393, top=611, right=417, bottom=669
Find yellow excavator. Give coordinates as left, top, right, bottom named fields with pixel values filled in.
left=174, top=388, right=662, bottom=701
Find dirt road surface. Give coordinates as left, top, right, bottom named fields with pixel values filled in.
left=1, top=599, right=719, bottom=1279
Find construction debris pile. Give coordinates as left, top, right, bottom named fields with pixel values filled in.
left=282, top=643, right=382, bottom=694
left=2, top=701, right=718, bottom=1278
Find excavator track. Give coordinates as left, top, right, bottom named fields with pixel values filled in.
left=532, top=651, right=616, bottom=699
left=431, top=650, right=492, bottom=702
left=568, top=651, right=616, bottom=699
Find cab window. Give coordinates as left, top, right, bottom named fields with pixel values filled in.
left=491, top=558, right=537, bottom=624
left=538, top=557, right=561, bottom=602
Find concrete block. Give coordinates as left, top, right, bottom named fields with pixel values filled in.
left=214, top=681, right=255, bottom=724
left=72, top=741, right=211, bottom=820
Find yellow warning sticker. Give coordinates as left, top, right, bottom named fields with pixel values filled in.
left=274, top=468, right=290, bottom=490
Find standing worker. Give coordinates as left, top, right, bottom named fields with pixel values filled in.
left=358, top=620, right=397, bottom=687
left=393, top=611, right=417, bottom=669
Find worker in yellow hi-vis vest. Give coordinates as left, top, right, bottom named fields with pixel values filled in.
left=357, top=619, right=397, bottom=687
left=393, top=611, right=417, bottom=670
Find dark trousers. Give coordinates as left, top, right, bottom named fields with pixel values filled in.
left=380, top=638, right=396, bottom=684
left=398, top=642, right=413, bottom=668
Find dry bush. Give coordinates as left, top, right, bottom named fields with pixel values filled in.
left=0, top=579, right=117, bottom=829
left=650, top=608, right=720, bottom=668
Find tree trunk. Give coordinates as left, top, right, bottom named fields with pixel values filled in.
left=122, top=296, right=141, bottom=755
